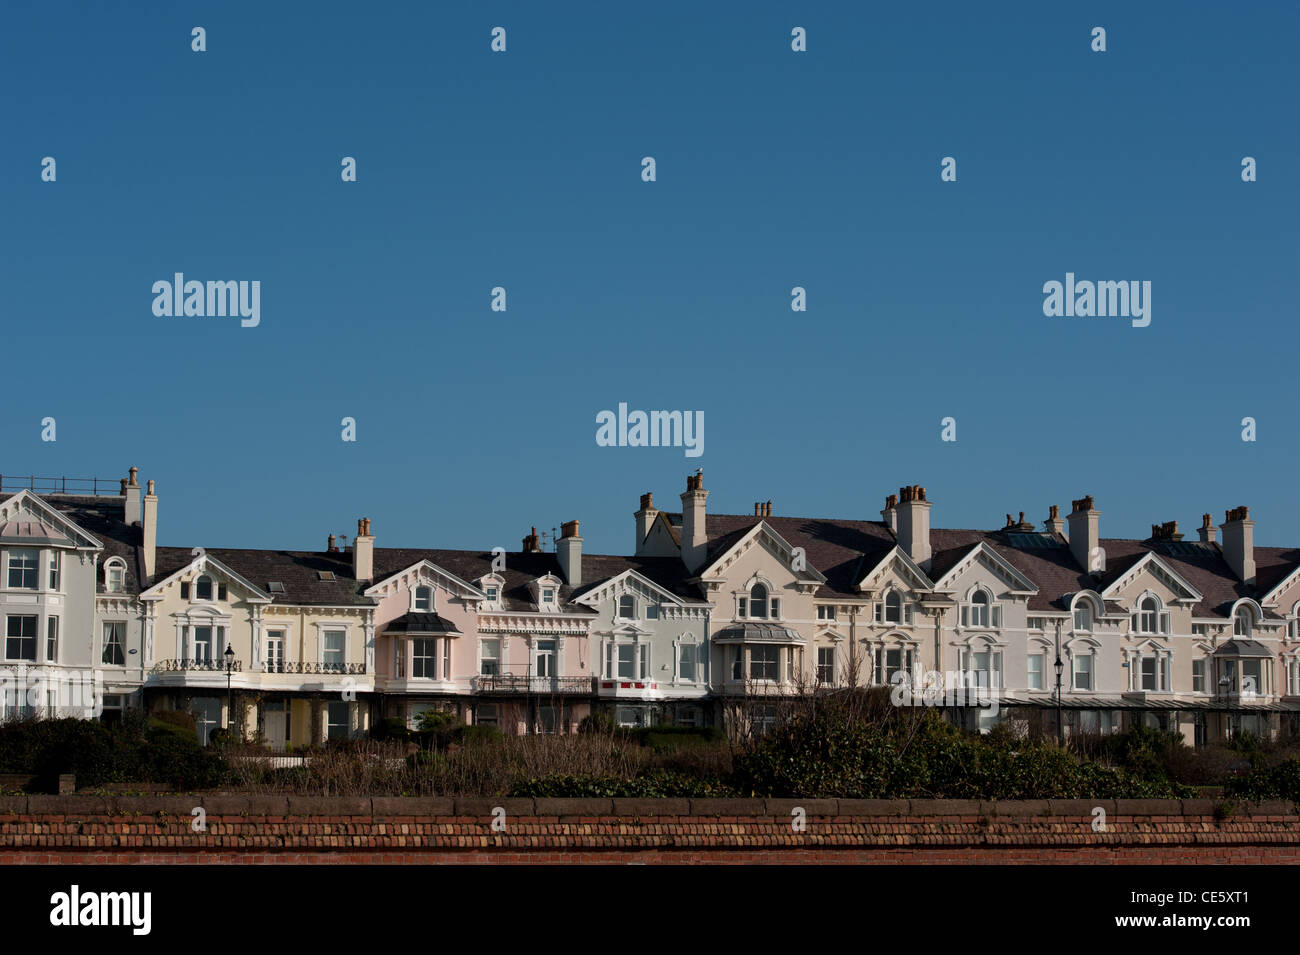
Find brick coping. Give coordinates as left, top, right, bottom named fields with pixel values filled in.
left=0, top=796, right=1291, bottom=818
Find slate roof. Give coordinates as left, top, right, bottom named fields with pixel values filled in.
left=25, top=494, right=145, bottom=596
left=153, top=546, right=366, bottom=605
left=691, top=512, right=1299, bottom=621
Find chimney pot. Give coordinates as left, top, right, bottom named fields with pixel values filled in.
left=328, top=533, right=337, bottom=553
left=128, top=466, right=139, bottom=487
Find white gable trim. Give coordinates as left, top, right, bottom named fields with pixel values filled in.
left=0, top=489, right=105, bottom=550
left=1101, top=551, right=1202, bottom=605
left=931, top=541, right=1038, bottom=595
left=697, top=521, right=827, bottom=585
left=855, top=546, right=935, bottom=593
left=140, top=553, right=271, bottom=602
left=365, top=559, right=487, bottom=601
left=572, top=568, right=687, bottom=610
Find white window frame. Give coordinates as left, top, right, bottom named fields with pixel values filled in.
left=412, top=585, right=434, bottom=613
left=102, top=620, right=127, bottom=666
left=104, top=557, right=126, bottom=594
left=6, top=549, right=38, bottom=590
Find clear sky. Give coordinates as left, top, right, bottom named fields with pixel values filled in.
left=2, top=1, right=1296, bottom=557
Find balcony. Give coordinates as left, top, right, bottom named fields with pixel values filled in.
left=153, top=659, right=243, bottom=673
left=261, top=662, right=366, bottom=675
left=473, top=674, right=593, bottom=695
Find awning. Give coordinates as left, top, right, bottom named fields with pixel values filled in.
left=1214, top=639, right=1272, bottom=658
left=383, top=612, right=462, bottom=636
left=712, top=623, right=805, bottom=645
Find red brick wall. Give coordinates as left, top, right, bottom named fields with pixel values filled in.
left=1, top=796, right=1296, bottom=864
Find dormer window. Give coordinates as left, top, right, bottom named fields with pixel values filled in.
left=618, top=594, right=636, bottom=619
left=542, top=588, right=555, bottom=603
left=104, top=558, right=126, bottom=593
left=1234, top=607, right=1252, bottom=637
left=486, top=586, right=499, bottom=601
left=414, top=586, right=433, bottom=612
left=1074, top=604, right=1092, bottom=632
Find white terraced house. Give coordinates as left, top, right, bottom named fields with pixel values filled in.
left=5, top=467, right=1300, bottom=746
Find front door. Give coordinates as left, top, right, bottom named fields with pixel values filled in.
left=262, top=702, right=289, bottom=751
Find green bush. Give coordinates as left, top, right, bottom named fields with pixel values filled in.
left=729, top=702, right=1188, bottom=799
left=150, top=709, right=199, bottom=738
left=511, top=769, right=737, bottom=798
left=1225, top=758, right=1300, bottom=802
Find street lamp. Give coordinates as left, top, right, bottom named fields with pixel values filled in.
left=1219, top=672, right=1232, bottom=741
left=1054, top=655, right=1065, bottom=746
left=224, top=644, right=236, bottom=734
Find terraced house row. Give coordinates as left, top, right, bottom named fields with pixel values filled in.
left=4, top=467, right=1300, bottom=748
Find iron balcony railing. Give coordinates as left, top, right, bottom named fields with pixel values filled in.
left=473, top=674, right=593, bottom=695
left=262, top=662, right=367, bottom=675
left=0, top=475, right=122, bottom=496
left=153, top=659, right=244, bottom=673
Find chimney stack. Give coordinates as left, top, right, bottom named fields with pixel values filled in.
left=557, top=520, right=582, bottom=586
left=881, top=493, right=898, bottom=533
left=522, top=526, right=541, bottom=553
left=895, top=485, right=932, bottom=570
left=1067, top=495, right=1101, bottom=574
left=354, top=518, right=374, bottom=583
left=1198, top=513, right=1217, bottom=544
left=1221, top=506, right=1255, bottom=585
left=142, top=479, right=158, bottom=581
left=634, top=493, right=657, bottom=556
left=123, top=466, right=142, bottom=525
left=1044, top=504, right=1066, bottom=537
left=680, top=470, right=709, bottom=573
left=1149, top=520, right=1182, bottom=541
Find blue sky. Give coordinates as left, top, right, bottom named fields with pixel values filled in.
left=2, top=1, right=1296, bottom=556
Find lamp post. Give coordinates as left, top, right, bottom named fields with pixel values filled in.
left=1054, top=655, right=1065, bottom=746
left=1219, top=672, right=1232, bottom=741
left=224, top=644, right=236, bottom=734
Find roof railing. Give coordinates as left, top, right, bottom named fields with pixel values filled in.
left=0, top=475, right=121, bottom=497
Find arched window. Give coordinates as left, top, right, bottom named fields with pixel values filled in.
left=1139, top=597, right=1158, bottom=633
left=1073, top=597, right=1093, bottom=632
left=414, top=586, right=433, bottom=612
left=885, top=591, right=902, bottom=624
left=195, top=575, right=213, bottom=601
left=1234, top=607, right=1252, bottom=637
left=972, top=591, right=989, bottom=627
left=618, top=594, right=636, bottom=619
left=749, top=583, right=769, bottom=619
left=104, top=558, right=126, bottom=593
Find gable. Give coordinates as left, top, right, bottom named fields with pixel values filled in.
left=365, top=559, right=486, bottom=602
left=573, top=569, right=687, bottom=610
left=1102, top=552, right=1201, bottom=606
left=699, top=521, right=826, bottom=588
left=856, top=546, right=935, bottom=594
left=931, top=542, right=1038, bottom=598
left=0, top=490, right=103, bottom=550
